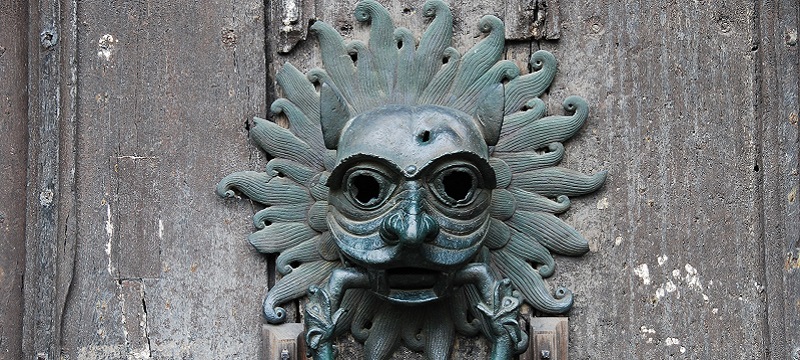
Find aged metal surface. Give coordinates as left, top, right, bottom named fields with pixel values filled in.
left=218, top=1, right=605, bottom=358
left=0, top=1, right=29, bottom=357
left=11, top=0, right=799, bottom=358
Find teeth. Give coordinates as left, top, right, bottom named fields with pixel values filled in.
left=369, top=270, right=389, bottom=295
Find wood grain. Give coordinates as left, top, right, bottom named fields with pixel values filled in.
left=14, top=0, right=798, bottom=358
left=757, top=0, right=800, bottom=358
left=55, top=0, right=270, bottom=358
left=0, top=1, right=29, bottom=357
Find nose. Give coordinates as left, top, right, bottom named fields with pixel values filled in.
left=380, top=185, right=439, bottom=247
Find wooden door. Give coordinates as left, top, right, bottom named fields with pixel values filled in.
left=2, top=0, right=798, bottom=358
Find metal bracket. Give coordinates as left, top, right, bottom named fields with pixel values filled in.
left=262, top=323, right=307, bottom=360
left=521, top=317, right=569, bottom=360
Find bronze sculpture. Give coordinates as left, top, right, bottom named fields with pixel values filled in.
left=217, top=1, right=605, bottom=358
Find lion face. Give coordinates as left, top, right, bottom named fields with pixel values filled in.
left=326, top=105, right=495, bottom=304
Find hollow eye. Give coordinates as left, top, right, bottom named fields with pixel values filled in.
left=433, top=167, right=479, bottom=206
left=345, top=169, right=393, bottom=209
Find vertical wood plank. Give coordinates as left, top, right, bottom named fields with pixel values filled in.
left=542, top=0, right=768, bottom=358
left=757, top=0, right=800, bottom=358
left=57, top=0, right=270, bottom=357
left=22, top=0, right=79, bottom=357
left=0, top=1, right=30, bottom=357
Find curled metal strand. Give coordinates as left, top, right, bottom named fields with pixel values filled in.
left=504, top=50, right=558, bottom=114
left=489, top=189, right=516, bottom=221
left=492, top=249, right=574, bottom=314
left=511, top=168, right=607, bottom=197
left=494, top=142, right=565, bottom=173
left=276, top=63, right=320, bottom=121
left=253, top=204, right=312, bottom=228
left=271, top=99, right=325, bottom=155
left=510, top=188, right=571, bottom=214
left=262, top=260, right=338, bottom=324
left=250, top=117, right=323, bottom=168
left=355, top=0, right=396, bottom=93
left=418, top=47, right=461, bottom=104
left=451, top=15, right=505, bottom=95
left=216, top=172, right=311, bottom=206
left=392, top=28, right=416, bottom=104
left=414, top=0, right=453, bottom=95
left=309, top=21, right=362, bottom=110
left=495, top=96, right=589, bottom=153
left=484, top=218, right=511, bottom=249
left=249, top=222, right=318, bottom=254
left=276, top=236, right=324, bottom=275
left=498, top=98, right=546, bottom=138
left=265, top=158, right=318, bottom=185
left=505, top=227, right=556, bottom=277
left=423, top=304, right=455, bottom=360
left=507, top=210, right=589, bottom=256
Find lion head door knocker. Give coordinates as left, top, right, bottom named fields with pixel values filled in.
left=217, top=1, right=606, bottom=359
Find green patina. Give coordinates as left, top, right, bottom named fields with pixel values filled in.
left=217, top=1, right=605, bottom=358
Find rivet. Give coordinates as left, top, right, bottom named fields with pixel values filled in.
left=541, top=350, right=551, bottom=359
left=40, top=28, right=58, bottom=49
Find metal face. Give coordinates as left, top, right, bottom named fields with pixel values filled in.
left=216, top=0, right=606, bottom=358
left=327, top=105, right=494, bottom=304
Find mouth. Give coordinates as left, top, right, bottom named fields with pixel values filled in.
left=368, top=267, right=452, bottom=304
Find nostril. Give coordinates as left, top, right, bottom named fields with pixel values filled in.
left=420, top=214, right=439, bottom=243
left=380, top=213, right=402, bottom=244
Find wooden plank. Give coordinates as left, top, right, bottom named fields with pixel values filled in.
left=56, top=0, right=270, bottom=357
left=756, top=0, right=800, bottom=358
left=547, top=0, right=769, bottom=358
left=0, top=1, right=30, bottom=357
left=522, top=318, right=568, bottom=360
left=22, top=0, right=79, bottom=357
left=261, top=323, right=306, bottom=360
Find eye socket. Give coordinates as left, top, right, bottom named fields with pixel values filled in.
left=432, top=166, right=479, bottom=206
left=344, top=168, right=393, bottom=209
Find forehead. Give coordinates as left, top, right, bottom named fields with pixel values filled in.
left=334, top=105, right=489, bottom=178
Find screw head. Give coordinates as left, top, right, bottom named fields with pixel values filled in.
left=540, top=350, right=551, bottom=359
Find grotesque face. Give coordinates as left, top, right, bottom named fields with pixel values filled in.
left=326, top=104, right=496, bottom=304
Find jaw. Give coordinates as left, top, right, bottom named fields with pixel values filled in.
left=366, top=266, right=454, bottom=304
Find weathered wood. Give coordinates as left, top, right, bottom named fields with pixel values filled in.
left=0, top=1, right=30, bottom=357
left=522, top=317, right=568, bottom=360
left=22, top=0, right=79, bottom=357
left=757, top=0, right=800, bottom=358
left=56, top=0, right=269, bottom=358
left=262, top=323, right=306, bottom=360
left=16, top=0, right=798, bottom=358
left=548, top=0, right=771, bottom=357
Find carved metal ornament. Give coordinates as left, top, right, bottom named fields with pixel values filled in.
left=217, top=1, right=605, bottom=359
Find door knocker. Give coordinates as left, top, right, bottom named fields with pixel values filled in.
left=217, top=1, right=605, bottom=358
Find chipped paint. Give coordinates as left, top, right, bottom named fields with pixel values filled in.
left=655, top=280, right=678, bottom=299
left=105, top=203, right=115, bottom=276
left=97, top=34, right=117, bottom=61
left=39, top=188, right=54, bottom=206
left=665, top=337, right=680, bottom=346
left=672, top=268, right=681, bottom=278
left=596, top=197, right=609, bottom=209
left=634, top=263, right=651, bottom=285
left=614, top=236, right=623, bottom=246
left=158, top=219, right=164, bottom=240
left=684, top=263, right=703, bottom=290
left=657, top=255, right=668, bottom=265
left=789, top=186, right=797, bottom=203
